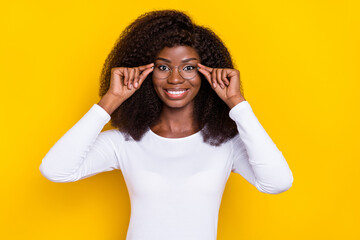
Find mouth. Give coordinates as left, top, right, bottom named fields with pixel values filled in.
left=164, top=89, right=190, bottom=99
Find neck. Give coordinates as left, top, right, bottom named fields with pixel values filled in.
left=153, top=102, right=199, bottom=133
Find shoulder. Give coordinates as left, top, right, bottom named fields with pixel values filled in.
left=98, top=129, right=128, bottom=143
left=228, top=133, right=246, bottom=156
left=99, top=128, right=145, bottom=143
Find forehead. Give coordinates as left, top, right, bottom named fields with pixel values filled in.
left=156, top=46, right=200, bottom=61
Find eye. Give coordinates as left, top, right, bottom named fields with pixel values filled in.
left=157, top=65, right=170, bottom=71
left=183, top=65, right=195, bottom=71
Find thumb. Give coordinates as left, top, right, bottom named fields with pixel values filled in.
left=136, top=67, right=154, bottom=87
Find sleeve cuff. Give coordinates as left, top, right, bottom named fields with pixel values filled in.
left=229, top=100, right=252, bottom=121
left=91, top=104, right=111, bottom=123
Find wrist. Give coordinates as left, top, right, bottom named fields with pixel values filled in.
left=97, top=93, right=124, bottom=115
left=226, top=96, right=246, bottom=109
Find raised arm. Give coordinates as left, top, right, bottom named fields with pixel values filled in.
left=40, top=63, right=154, bottom=182
left=39, top=104, right=121, bottom=182
left=229, top=101, right=294, bottom=194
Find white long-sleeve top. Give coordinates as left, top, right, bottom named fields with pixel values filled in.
left=39, top=100, right=293, bottom=240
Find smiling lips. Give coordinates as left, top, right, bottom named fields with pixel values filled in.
left=164, top=89, right=189, bottom=99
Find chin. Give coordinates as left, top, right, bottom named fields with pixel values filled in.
left=162, top=100, right=192, bottom=109
left=159, top=96, right=196, bottom=109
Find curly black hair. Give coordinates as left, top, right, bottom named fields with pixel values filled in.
left=99, top=9, right=245, bottom=146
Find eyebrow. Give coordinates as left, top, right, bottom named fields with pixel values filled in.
left=155, top=57, right=198, bottom=63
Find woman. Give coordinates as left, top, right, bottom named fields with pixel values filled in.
left=40, top=9, right=293, bottom=240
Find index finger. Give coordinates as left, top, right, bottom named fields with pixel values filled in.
left=138, top=62, right=155, bottom=71
left=197, top=63, right=213, bottom=73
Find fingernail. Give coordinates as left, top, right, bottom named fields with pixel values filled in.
left=213, top=83, right=216, bottom=88
left=134, top=82, right=138, bottom=87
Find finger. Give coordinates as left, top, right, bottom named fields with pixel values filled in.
left=211, top=68, right=217, bottom=89
left=197, top=63, right=213, bottom=73
left=134, top=67, right=140, bottom=88
left=222, top=69, right=229, bottom=86
left=197, top=67, right=213, bottom=87
left=123, top=68, right=129, bottom=86
left=128, top=68, right=135, bottom=90
left=138, top=67, right=154, bottom=87
left=217, top=69, right=224, bottom=88
left=138, top=62, right=155, bottom=71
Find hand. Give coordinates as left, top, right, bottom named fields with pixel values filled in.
left=107, top=63, right=154, bottom=101
left=98, top=63, right=154, bottom=115
left=197, top=63, right=246, bottom=109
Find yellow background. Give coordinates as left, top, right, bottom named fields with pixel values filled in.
left=1, top=0, right=359, bottom=239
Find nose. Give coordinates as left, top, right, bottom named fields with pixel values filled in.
left=167, top=66, right=185, bottom=84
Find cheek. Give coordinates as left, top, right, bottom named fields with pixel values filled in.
left=190, top=77, right=202, bottom=88
left=152, top=79, right=163, bottom=96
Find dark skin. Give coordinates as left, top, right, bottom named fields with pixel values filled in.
left=150, top=46, right=202, bottom=138
left=98, top=45, right=246, bottom=138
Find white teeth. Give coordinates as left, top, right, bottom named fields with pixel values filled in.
left=167, top=90, right=186, bottom=95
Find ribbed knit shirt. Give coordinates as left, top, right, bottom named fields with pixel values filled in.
left=39, top=100, right=294, bottom=240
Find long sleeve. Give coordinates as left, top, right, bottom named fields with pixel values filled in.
left=39, top=104, right=121, bottom=183
left=229, top=100, right=294, bottom=194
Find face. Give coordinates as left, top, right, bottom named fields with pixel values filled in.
left=152, top=45, right=201, bottom=109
